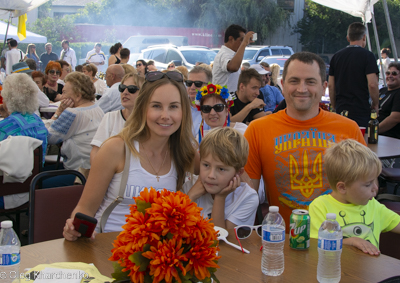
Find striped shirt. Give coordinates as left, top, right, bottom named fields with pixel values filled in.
left=0, top=113, right=48, bottom=162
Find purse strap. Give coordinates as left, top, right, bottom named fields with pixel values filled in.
left=99, top=142, right=130, bottom=233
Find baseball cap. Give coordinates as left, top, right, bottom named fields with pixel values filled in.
left=250, top=64, right=270, bottom=75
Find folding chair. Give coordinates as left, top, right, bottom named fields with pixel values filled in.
left=0, top=145, right=42, bottom=236
left=376, top=194, right=400, bottom=260
left=28, top=170, right=86, bottom=244
left=379, top=168, right=400, bottom=195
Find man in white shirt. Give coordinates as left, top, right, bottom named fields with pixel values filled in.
left=86, top=43, right=106, bottom=72
left=212, top=24, right=254, bottom=92
left=5, top=39, right=24, bottom=75
left=97, top=64, right=125, bottom=113
left=60, top=40, right=77, bottom=71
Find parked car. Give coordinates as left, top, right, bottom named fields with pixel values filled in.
left=123, top=36, right=188, bottom=54
left=260, top=55, right=289, bottom=75
left=243, top=45, right=294, bottom=65
left=138, top=45, right=216, bottom=70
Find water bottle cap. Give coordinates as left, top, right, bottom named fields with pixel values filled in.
left=1, top=220, right=12, bottom=228
left=269, top=206, right=279, bottom=212
left=326, top=213, right=336, bottom=220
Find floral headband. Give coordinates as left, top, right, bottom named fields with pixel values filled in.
left=194, top=83, right=232, bottom=111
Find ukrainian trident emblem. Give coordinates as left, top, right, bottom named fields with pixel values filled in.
left=289, top=150, right=323, bottom=198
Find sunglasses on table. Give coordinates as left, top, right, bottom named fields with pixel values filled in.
left=119, top=84, right=139, bottom=94
left=200, top=104, right=226, bottom=113
left=385, top=71, right=400, bottom=76
left=136, top=63, right=143, bottom=67
left=49, top=70, right=61, bottom=75
left=185, top=80, right=206, bottom=88
left=145, top=71, right=184, bottom=83
left=234, top=225, right=262, bottom=253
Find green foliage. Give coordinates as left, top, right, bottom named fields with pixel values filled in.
left=294, top=0, right=400, bottom=55
left=128, top=244, right=151, bottom=272
left=28, top=16, right=76, bottom=44
left=110, top=261, right=130, bottom=281
left=136, top=199, right=152, bottom=214
left=38, top=0, right=55, bottom=19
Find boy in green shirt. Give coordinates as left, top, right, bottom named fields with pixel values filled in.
left=310, top=139, right=400, bottom=255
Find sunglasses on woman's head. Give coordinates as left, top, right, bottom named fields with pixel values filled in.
left=119, top=84, right=139, bottom=94
left=49, top=70, right=61, bottom=75
left=145, top=71, right=184, bottom=83
left=385, top=71, right=400, bottom=76
left=185, top=80, right=205, bottom=88
left=136, top=63, right=143, bottom=67
left=200, top=104, right=226, bottom=113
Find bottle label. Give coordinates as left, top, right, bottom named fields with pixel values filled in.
left=262, top=227, right=285, bottom=242
left=0, top=253, right=20, bottom=265
left=318, top=239, right=342, bottom=251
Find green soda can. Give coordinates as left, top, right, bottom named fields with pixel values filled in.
left=289, top=209, right=310, bottom=249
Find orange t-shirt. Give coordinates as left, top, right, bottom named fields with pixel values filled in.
left=244, top=109, right=366, bottom=229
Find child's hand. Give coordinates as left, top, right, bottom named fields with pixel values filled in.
left=216, top=174, right=241, bottom=198
left=344, top=237, right=380, bottom=256
left=187, top=177, right=207, bottom=201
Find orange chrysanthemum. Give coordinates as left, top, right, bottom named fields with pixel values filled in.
left=109, top=188, right=220, bottom=283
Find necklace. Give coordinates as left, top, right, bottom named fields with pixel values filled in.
left=141, top=144, right=168, bottom=182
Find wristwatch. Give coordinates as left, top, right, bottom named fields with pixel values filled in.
left=53, top=113, right=59, bottom=118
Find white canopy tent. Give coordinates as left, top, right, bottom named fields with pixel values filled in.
left=0, top=21, right=46, bottom=43
left=0, top=0, right=50, bottom=18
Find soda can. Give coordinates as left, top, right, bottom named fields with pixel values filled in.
left=289, top=209, right=310, bottom=249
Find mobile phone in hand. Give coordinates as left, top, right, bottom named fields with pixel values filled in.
left=252, top=33, right=257, bottom=41
left=73, top=212, right=97, bottom=238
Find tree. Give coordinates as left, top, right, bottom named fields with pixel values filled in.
left=28, top=16, right=77, bottom=44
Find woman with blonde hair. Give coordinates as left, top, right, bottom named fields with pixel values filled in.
left=24, top=43, right=40, bottom=69
left=83, top=63, right=107, bottom=95
left=270, top=63, right=282, bottom=92
left=63, top=71, right=197, bottom=239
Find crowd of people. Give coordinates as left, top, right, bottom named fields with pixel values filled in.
left=0, top=21, right=399, bottom=255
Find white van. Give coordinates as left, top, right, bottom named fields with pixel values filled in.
left=123, top=35, right=188, bottom=54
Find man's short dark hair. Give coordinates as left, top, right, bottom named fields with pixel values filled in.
left=7, top=38, right=13, bottom=42
left=347, top=22, right=366, bottom=42
left=95, top=42, right=102, bottom=48
left=56, top=60, right=70, bottom=69
left=9, top=39, right=17, bottom=48
left=282, top=52, right=326, bottom=84
left=120, top=48, right=130, bottom=59
left=238, top=68, right=262, bottom=90
left=388, top=62, right=400, bottom=71
left=147, top=60, right=155, bottom=66
left=25, top=58, right=37, bottom=70
left=61, top=40, right=69, bottom=46
left=224, top=24, right=246, bottom=43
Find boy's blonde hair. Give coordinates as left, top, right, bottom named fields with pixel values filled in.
left=324, top=139, right=382, bottom=189
left=199, top=127, right=248, bottom=171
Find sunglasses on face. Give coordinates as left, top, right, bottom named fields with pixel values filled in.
left=119, top=84, right=139, bottom=94
left=200, top=104, right=226, bottom=113
left=49, top=70, right=61, bottom=75
left=386, top=71, right=400, bottom=76
left=145, top=71, right=184, bottom=83
left=168, top=65, right=175, bottom=69
left=185, top=80, right=205, bottom=88
left=136, top=63, right=143, bottom=67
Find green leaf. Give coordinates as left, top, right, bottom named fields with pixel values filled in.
left=144, top=273, right=153, bottom=283
left=110, top=261, right=130, bottom=281
left=136, top=199, right=152, bottom=214
left=128, top=251, right=151, bottom=272
left=166, top=232, right=174, bottom=240
left=211, top=272, right=220, bottom=283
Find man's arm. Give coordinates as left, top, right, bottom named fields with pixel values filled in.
left=226, top=32, right=254, bottom=72
left=379, top=112, right=400, bottom=133
left=367, top=73, right=379, bottom=113
left=328, top=76, right=336, bottom=110
left=231, top=98, right=265, bottom=123
left=253, top=111, right=266, bottom=120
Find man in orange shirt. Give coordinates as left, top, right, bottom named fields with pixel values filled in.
left=244, top=52, right=366, bottom=228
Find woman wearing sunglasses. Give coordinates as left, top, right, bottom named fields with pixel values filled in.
left=90, top=73, right=145, bottom=162
left=43, top=61, right=63, bottom=102
left=196, top=83, right=247, bottom=142
left=83, top=63, right=107, bottom=96
left=135, top=59, right=148, bottom=76
left=63, top=71, right=197, bottom=240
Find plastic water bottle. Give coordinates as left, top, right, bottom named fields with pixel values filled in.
left=317, top=213, right=343, bottom=283
left=0, top=221, right=21, bottom=283
left=261, top=206, right=285, bottom=276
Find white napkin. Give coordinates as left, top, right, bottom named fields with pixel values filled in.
left=33, top=267, right=87, bottom=283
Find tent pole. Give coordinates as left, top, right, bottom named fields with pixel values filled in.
left=372, top=13, right=386, bottom=87
left=382, top=0, right=398, bottom=62
left=365, top=23, right=372, bottom=51
left=1, top=12, right=12, bottom=57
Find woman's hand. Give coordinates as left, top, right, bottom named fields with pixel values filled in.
left=63, top=218, right=96, bottom=241
left=53, top=98, right=74, bottom=120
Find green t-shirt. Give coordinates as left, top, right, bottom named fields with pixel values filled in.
left=309, top=194, right=400, bottom=247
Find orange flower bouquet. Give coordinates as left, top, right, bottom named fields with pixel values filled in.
left=109, top=188, right=221, bottom=283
